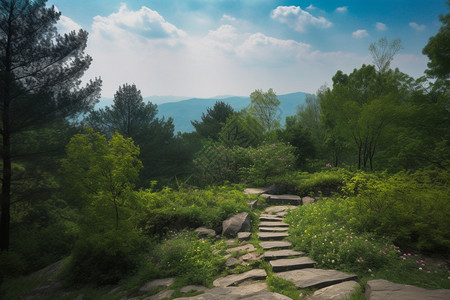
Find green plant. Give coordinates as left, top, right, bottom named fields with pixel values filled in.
left=137, top=231, right=226, bottom=286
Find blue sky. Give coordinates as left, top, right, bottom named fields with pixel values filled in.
left=50, top=0, right=448, bottom=99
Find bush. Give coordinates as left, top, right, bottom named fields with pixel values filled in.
left=63, top=229, right=147, bottom=286
left=285, top=198, right=400, bottom=274
left=0, top=251, right=26, bottom=283
left=137, top=231, right=226, bottom=286
left=339, top=170, right=450, bottom=254
left=136, top=185, right=254, bottom=236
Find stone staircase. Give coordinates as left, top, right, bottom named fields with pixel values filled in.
left=152, top=189, right=450, bottom=299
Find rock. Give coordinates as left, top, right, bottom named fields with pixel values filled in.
left=270, top=257, right=316, bottom=272
left=143, top=289, right=174, bottom=300
left=21, top=279, right=62, bottom=300
left=241, top=252, right=262, bottom=263
left=261, top=194, right=301, bottom=205
left=248, top=199, right=258, bottom=209
left=259, top=226, right=288, bottom=232
left=139, top=278, right=175, bottom=293
left=226, top=257, right=240, bottom=267
left=174, top=282, right=291, bottom=299
left=257, top=232, right=289, bottom=240
left=213, top=269, right=267, bottom=287
left=263, top=249, right=305, bottom=260
left=302, top=196, right=315, bottom=205
left=275, top=268, right=357, bottom=289
left=307, top=281, right=359, bottom=300
left=222, top=212, right=251, bottom=237
left=264, top=206, right=297, bottom=213
left=180, top=285, right=208, bottom=293
left=226, top=244, right=256, bottom=253
left=195, top=227, right=216, bottom=238
left=259, top=215, right=284, bottom=222
left=259, top=241, right=292, bottom=250
left=365, top=279, right=450, bottom=300
left=237, top=232, right=251, bottom=241
left=244, top=188, right=269, bottom=195
left=259, top=221, right=289, bottom=227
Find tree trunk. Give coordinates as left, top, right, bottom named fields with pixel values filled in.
left=0, top=103, right=11, bottom=251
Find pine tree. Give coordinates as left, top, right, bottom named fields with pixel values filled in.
left=0, top=0, right=101, bottom=250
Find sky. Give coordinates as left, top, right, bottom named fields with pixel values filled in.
left=50, top=0, right=448, bottom=99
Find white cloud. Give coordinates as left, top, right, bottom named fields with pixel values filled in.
left=271, top=6, right=332, bottom=32
left=336, top=6, right=348, bottom=13
left=221, top=14, right=236, bottom=23
left=352, top=29, right=369, bottom=39
left=92, top=4, right=186, bottom=42
left=306, top=4, right=316, bottom=10
left=376, top=22, right=388, bottom=31
left=409, top=22, right=426, bottom=31
left=55, top=6, right=82, bottom=35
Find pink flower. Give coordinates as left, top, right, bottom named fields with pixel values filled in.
left=427, top=271, right=431, bottom=274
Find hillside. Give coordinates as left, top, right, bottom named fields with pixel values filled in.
left=157, top=92, right=310, bottom=133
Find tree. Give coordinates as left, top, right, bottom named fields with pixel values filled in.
left=0, top=0, right=101, bottom=251
left=422, top=2, right=450, bottom=80
left=191, top=101, right=234, bottom=141
left=85, top=84, right=159, bottom=140
left=321, top=65, right=411, bottom=170
left=249, top=88, right=281, bottom=132
left=84, top=83, right=176, bottom=184
left=61, top=129, right=142, bottom=230
left=369, top=37, right=402, bottom=74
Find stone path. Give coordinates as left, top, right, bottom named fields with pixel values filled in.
left=143, top=189, right=450, bottom=299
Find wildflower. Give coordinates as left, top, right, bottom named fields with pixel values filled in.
left=419, top=267, right=423, bottom=270
left=427, top=271, right=431, bottom=274
left=437, top=264, right=441, bottom=268
left=368, top=269, right=372, bottom=272
left=421, top=263, right=425, bottom=267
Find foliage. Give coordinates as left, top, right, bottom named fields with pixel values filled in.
left=191, top=101, right=235, bottom=141
left=84, top=84, right=177, bottom=184
left=267, top=275, right=301, bottom=300
left=193, top=141, right=296, bottom=186
left=276, top=115, right=316, bottom=168
left=422, top=3, right=450, bottom=79
left=249, top=88, right=281, bottom=132
left=339, top=170, right=450, bottom=253
left=219, top=112, right=263, bottom=148
left=238, top=142, right=296, bottom=185
left=61, top=128, right=142, bottom=229
left=136, top=185, right=254, bottom=236
left=272, top=168, right=349, bottom=196
left=62, top=228, right=147, bottom=286
left=369, top=37, right=402, bottom=73
left=138, top=231, right=227, bottom=286
left=0, top=0, right=101, bottom=251
left=286, top=169, right=450, bottom=283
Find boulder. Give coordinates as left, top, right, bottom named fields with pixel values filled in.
left=139, top=278, right=175, bottom=293
left=307, top=281, right=358, bottom=300
left=237, top=232, right=251, bottom=241
left=195, top=227, right=216, bottom=238
left=365, top=279, right=450, bottom=300
left=222, top=212, right=251, bottom=237
left=302, top=196, right=315, bottom=205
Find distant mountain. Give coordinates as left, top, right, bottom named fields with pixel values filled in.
left=157, top=92, right=311, bottom=133
left=95, top=95, right=190, bottom=108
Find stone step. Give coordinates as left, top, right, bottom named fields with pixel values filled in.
left=365, top=279, right=450, bottom=300
left=174, top=282, right=292, bottom=299
left=275, top=268, right=357, bottom=289
left=257, top=232, right=289, bottom=240
left=264, top=206, right=297, bottom=214
left=259, top=221, right=289, bottom=227
left=260, top=241, right=292, bottom=250
left=259, top=215, right=284, bottom=222
left=270, top=257, right=316, bottom=272
left=261, top=194, right=302, bottom=206
left=263, top=249, right=305, bottom=260
left=307, top=281, right=359, bottom=300
left=213, top=269, right=267, bottom=287
left=259, top=226, right=289, bottom=232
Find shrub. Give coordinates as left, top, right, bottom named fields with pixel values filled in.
left=63, top=228, right=147, bottom=286
left=339, top=170, right=450, bottom=254
left=136, top=185, right=254, bottom=236
left=138, top=231, right=226, bottom=286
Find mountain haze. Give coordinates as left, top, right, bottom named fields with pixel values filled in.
left=157, top=92, right=311, bottom=133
